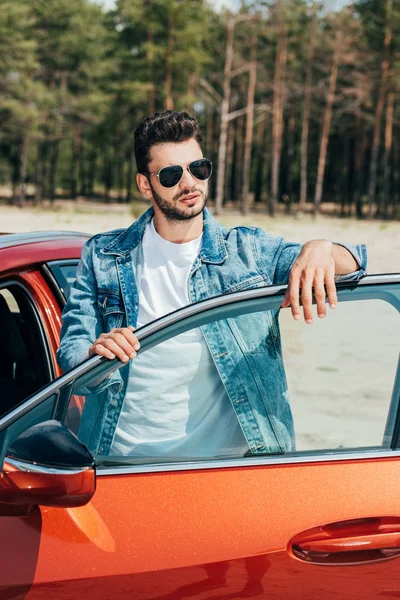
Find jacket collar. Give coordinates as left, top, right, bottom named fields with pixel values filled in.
left=101, top=206, right=227, bottom=264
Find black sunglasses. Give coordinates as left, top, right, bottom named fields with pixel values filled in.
left=143, top=158, right=212, bottom=188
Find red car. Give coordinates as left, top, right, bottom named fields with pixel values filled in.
left=0, top=230, right=399, bottom=599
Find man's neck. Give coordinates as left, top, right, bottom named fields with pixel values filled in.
left=152, top=211, right=204, bottom=244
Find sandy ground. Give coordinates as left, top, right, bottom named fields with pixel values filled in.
left=1, top=201, right=399, bottom=452
left=1, top=199, right=399, bottom=272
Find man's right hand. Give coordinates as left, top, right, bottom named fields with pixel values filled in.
left=88, top=326, right=140, bottom=362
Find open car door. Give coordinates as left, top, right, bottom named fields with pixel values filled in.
left=0, top=274, right=399, bottom=600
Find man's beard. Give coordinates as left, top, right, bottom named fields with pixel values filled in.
left=149, top=181, right=208, bottom=222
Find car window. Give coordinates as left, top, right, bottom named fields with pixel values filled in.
left=63, top=282, right=400, bottom=467
left=0, top=284, right=53, bottom=418
left=47, top=262, right=78, bottom=301
left=281, top=298, right=399, bottom=450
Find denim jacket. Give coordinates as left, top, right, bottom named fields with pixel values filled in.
left=57, top=207, right=367, bottom=456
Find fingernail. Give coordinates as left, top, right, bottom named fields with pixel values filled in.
left=318, top=313, right=325, bottom=319
left=130, top=352, right=137, bottom=359
left=294, top=314, right=301, bottom=321
left=134, top=343, right=140, bottom=350
left=122, top=355, right=129, bottom=362
left=330, top=303, right=336, bottom=309
left=306, top=319, right=313, bottom=324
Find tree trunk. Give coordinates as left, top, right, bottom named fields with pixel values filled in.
left=16, top=133, right=30, bottom=207
left=367, top=0, right=392, bottom=217
left=103, top=144, right=113, bottom=202
left=87, top=148, right=97, bottom=197
left=285, top=108, right=295, bottom=214
left=71, top=122, right=82, bottom=199
left=299, top=30, right=315, bottom=211
left=79, top=139, right=86, bottom=196
left=125, top=144, right=134, bottom=203
left=313, top=47, right=340, bottom=214
left=49, top=140, right=59, bottom=203
left=241, top=27, right=257, bottom=216
left=147, top=1, right=155, bottom=115
left=270, top=2, right=288, bottom=217
left=354, top=110, right=365, bottom=218
left=254, top=115, right=267, bottom=204
left=164, top=10, right=174, bottom=110
left=187, top=73, right=197, bottom=113
left=381, top=90, right=395, bottom=219
left=340, top=135, right=350, bottom=217
left=234, top=115, right=245, bottom=203
left=225, top=121, right=235, bottom=202
left=215, top=16, right=235, bottom=214
left=49, top=72, right=67, bottom=203
left=34, top=141, right=47, bottom=204
left=393, top=129, right=400, bottom=219
left=206, top=107, right=214, bottom=157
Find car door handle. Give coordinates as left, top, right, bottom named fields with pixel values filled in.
left=289, top=517, right=400, bottom=565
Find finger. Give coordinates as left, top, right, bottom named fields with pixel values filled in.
left=288, top=267, right=301, bottom=320
left=112, top=327, right=140, bottom=352
left=281, top=289, right=290, bottom=308
left=103, top=338, right=136, bottom=363
left=301, top=269, right=314, bottom=323
left=314, top=270, right=327, bottom=319
left=120, top=327, right=141, bottom=351
left=90, top=343, right=116, bottom=361
left=325, top=268, right=337, bottom=309
left=110, top=332, right=138, bottom=358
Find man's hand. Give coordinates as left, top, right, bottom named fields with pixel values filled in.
left=281, top=240, right=338, bottom=323
left=88, top=326, right=140, bottom=362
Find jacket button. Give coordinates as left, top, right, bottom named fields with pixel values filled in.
left=110, top=398, right=118, bottom=407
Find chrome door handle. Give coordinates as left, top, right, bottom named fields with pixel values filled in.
left=288, top=517, right=400, bottom=565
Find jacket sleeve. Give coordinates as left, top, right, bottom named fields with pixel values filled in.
left=254, top=228, right=368, bottom=285
left=56, top=238, right=103, bottom=372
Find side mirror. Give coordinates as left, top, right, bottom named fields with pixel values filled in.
left=0, top=420, right=95, bottom=509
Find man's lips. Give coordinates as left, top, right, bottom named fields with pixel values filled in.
left=179, top=192, right=200, bottom=203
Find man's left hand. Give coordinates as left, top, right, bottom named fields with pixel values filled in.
left=281, top=240, right=338, bottom=323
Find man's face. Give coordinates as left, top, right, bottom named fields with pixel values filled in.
left=139, top=138, right=209, bottom=222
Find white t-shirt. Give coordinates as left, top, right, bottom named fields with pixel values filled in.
left=110, top=218, right=248, bottom=458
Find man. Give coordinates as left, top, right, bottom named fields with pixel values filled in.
left=57, top=110, right=367, bottom=458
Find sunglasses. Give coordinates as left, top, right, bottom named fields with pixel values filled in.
left=143, top=158, right=212, bottom=188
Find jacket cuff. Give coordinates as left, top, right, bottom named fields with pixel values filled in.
left=334, top=242, right=367, bottom=282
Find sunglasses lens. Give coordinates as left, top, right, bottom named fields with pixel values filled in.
left=189, top=159, right=212, bottom=180
left=159, top=165, right=183, bottom=188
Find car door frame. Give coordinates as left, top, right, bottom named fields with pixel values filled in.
left=0, top=272, right=399, bottom=473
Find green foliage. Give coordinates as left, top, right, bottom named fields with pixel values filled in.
left=0, top=0, right=398, bottom=218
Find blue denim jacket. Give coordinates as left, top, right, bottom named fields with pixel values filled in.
left=57, top=207, right=367, bottom=456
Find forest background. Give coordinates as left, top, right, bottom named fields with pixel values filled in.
left=1, top=0, right=399, bottom=221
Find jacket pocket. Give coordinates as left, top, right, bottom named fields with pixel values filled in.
left=228, top=309, right=279, bottom=353
left=98, top=291, right=126, bottom=330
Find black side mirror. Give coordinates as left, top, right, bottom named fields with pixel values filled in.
left=0, top=420, right=95, bottom=509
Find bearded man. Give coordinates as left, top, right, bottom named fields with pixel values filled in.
left=57, top=110, right=367, bottom=458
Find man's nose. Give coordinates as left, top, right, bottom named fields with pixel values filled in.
left=179, top=166, right=196, bottom=189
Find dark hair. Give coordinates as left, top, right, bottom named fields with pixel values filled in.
left=134, top=110, right=203, bottom=174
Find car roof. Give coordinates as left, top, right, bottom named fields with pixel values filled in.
left=0, top=230, right=91, bottom=274
left=0, top=230, right=90, bottom=250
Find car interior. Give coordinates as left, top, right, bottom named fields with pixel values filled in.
left=0, top=285, right=52, bottom=418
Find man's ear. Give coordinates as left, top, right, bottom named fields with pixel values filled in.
left=136, top=173, right=153, bottom=200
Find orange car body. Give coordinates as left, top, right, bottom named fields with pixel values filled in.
left=1, top=233, right=400, bottom=599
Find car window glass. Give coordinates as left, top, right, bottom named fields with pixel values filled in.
left=281, top=298, right=399, bottom=450
left=0, top=285, right=52, bottom=418
left=48, top=263, right=78, bottom=300
left=64, top=287, right=400, bottom=467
